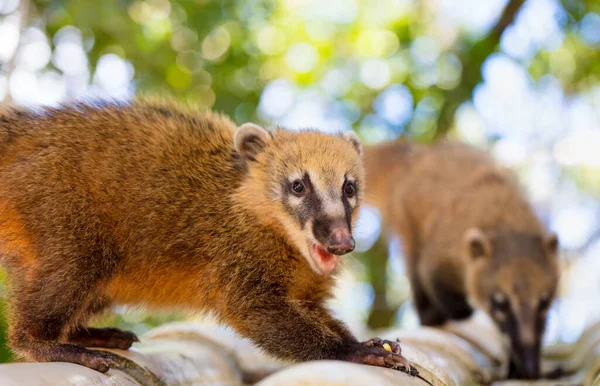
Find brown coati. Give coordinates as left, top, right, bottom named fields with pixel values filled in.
left=0, top=100, right=417, bottom=375
left=363, top=139, right=559, bottom=380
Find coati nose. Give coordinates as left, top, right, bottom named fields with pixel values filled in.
left=516, top=345, right=540, bottom=379
left=326, top=227, right=355, bottom=255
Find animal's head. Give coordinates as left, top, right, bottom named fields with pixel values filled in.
left=234, top=123, right=364, bottom=276
left=463, top=228, right=560, bottom=379
left=464, top=229, right=559, bottom=379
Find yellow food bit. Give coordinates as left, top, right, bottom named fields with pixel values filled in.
left=382, top=343, right=392, bottom=352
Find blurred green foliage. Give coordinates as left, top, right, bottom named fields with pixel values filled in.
left=0, top=269, right=10, bottom=363
left=20, top=0, right=596, bottom=137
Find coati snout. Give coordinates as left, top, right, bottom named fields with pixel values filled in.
left=489, top=288, right=548, bottom=379
left=464, top=228, right=559, bottom=379
left=307, top=215, right=356, bottom=276
left=234, top=123, right=363, bottom=277
left=313, top=218, right=355, bottom=255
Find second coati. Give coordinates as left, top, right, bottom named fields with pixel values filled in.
left=0, top=100, right=416, bottom=375
left=364, top=139, right=559, bottom=380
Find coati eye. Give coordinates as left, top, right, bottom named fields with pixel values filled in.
left=291, top=180, right=306, bottom=196
left=344, top=181, right=356, bottom=198
left=539, top=295, right=551, bottom=311
left=491, top=292, right=509, bottom=312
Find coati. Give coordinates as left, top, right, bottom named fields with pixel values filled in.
left=363, top=139, right=559, bottom=380
left=0, top=100, right=417, bottom=375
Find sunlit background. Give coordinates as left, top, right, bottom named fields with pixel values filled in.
left=0, top=0, right=599, bottom=363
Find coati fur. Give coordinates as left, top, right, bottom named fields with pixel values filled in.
left=363, top=139, right=559, bottom=380
left=0, top=100, right=416, bottom=374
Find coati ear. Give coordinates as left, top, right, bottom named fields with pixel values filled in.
left=234, top=123, right=272, bottom=161
left=343, top=131, right=362, bottom=156
left=545, top=233, right=559, bottom=255
left=464, top=228, right=491, bottom=260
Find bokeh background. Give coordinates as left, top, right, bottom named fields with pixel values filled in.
left=0, top=0, right=599, bottom=363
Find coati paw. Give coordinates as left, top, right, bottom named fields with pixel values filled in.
left=21, top=343, right=126, bottom=373
left=78, top=350, right=123, bottom=373
left=68, top=327, right=139, bottom=350
left=543, top=365, right=566, bottom=380
left=342, top=342, right=418, bottom=376
left=362, top=337, right=401, bottom=355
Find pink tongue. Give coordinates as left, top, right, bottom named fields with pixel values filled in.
left=315, top=246, right=333, bottom=260
left=314, top=246, right=338, bottom=274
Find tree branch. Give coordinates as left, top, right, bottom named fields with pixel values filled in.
left=490, top=0, right=526, bottom=40
left=434, top=0, right=526, bottom=138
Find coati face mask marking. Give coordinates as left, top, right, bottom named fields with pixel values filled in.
left=281, top=169, right=359, bottom=276
left=464, top=229, right=559, bottom=380
left=234, top=123, right=364, bottom=276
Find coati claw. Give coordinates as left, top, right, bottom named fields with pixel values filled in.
left=389, top=353, right=418, bottom=376
left=83, top=351, right=122, bottom=373
left=405, top=364, right=420, bottom=376
left=343, top=339, right=418, bottom=376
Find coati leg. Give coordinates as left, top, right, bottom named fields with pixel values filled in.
left=5, top=225, right=122, bottom=373
left=232, top=298, right=418, bottom=374
left=310, top=303, right=416, bottom=374
left=422, top=258, right=474, bottom=322
left=1, top=187, right=131, bottom=371
left=7, top=271, right=124, bottom=373
left=67, top=298, right=139, bottom=350
left=407, top=261, right=447, bottom=326
left=391, top=203, right=446, bottom=326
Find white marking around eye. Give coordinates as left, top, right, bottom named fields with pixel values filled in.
left=286, top=173, right=305, bottom=206
left=289, top=172, right=303, bottom=181
left=348, top=196, right=357, bottom=208
left=493, top=292, right=506, bottom=304
left=345, top=177, right=357, bottom=208
left=287, top=195, right=303, bottom=207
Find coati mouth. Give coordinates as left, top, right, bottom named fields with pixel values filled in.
left=309, top=243, right=340, bottom=276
